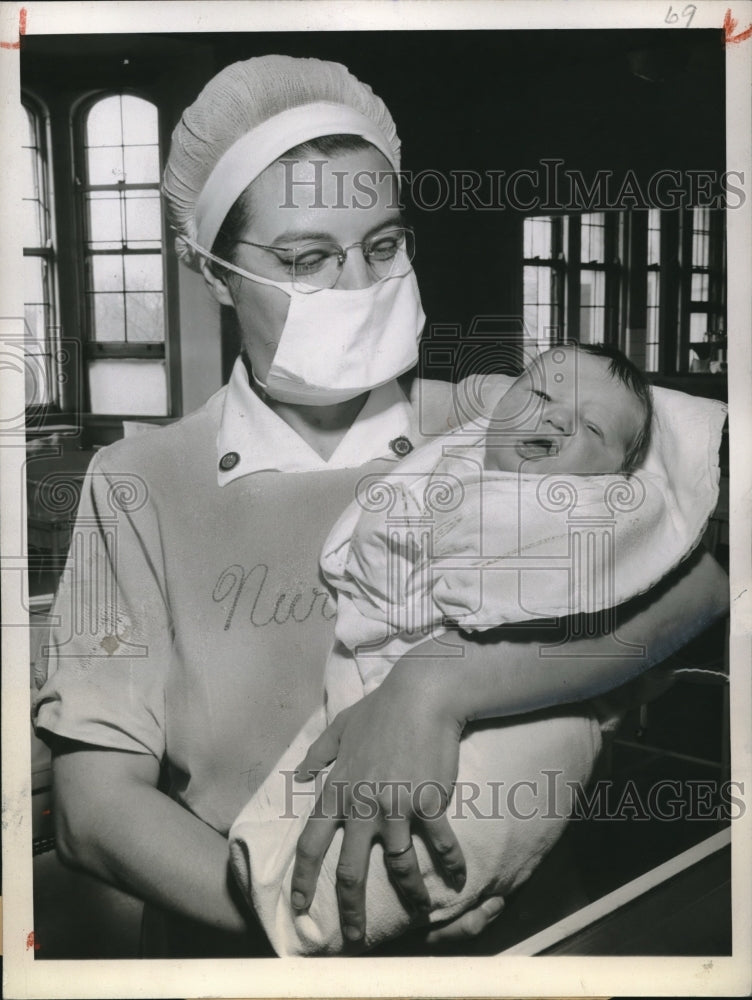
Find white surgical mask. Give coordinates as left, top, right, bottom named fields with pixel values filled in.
left=191, top=240, right=425, bottom=406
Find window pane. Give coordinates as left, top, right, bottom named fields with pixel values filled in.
left=23, top=195, right=42, bottom=248
left=24, top=302, right=47, bottom=344
left=691, top=273, right=709, bottom=301
left=86, top=96, right=160, bottom=182
left=644, top=343, right=659, bottom=373
left=22, top=112, right=44, bottom=247
left=524, top=217, right=552, bottom=259
left=124, top=254, right=163, bottom=291
left=23, top=254, right=45, bottom=304
left=87, top=358, right=167, bottom=415
left=523, top=264, right=559, bottom=347
left=579, top=269, right=605, bottom=343
left=22, top=142, right=38, bottom=197
left=692, top=208, right=710, bottom=267
left=87, top=192, right=124, bottom=247
left=22, top=103, right=57, bottom=407
left=25, top=345, right=53, bottom=406
left=87, top=192, right=162, bottom=247
left=689, top=313, right=709, bottom=341
left=91, top=292, right=125, bottom=341
left=23, top=256, right=51, bottom=344
left=87, top=145, right=125, bottom=184
left=125, top=192, right=161, bottom=245
left=692, top=231, right=708, bottom=268
left=645, top=270, right=660, bottom=372
left=121, top=96, right=159, bottom=146
left=581, top=213, right=605, bottom=263
left=123, top=144, right=160, bottom=184
left=86, top=95, right=124, bottom=147
left=89, top=255, right=124, bottom=292
left=125, top=292, right=164, bottom=342
left=647, top=209, right=661, bottom=265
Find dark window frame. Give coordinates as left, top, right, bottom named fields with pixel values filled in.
left=522, top=209, right=726, bottom=378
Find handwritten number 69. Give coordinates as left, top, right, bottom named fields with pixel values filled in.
left=665, top=4, right=697, bottom=26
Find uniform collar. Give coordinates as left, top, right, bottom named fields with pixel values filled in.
left=216, top=356, right=414, bottom=484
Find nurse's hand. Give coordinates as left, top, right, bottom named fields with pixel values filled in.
left=423, top=895, right=505, bottom=946
left=290, top=659, right=467, bottom=946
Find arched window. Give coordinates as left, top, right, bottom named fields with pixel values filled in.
left=79, top=93, right=167, bottom=415
left=22, top=97, right=58, bottom=407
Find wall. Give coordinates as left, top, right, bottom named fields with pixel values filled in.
left=178, top=268, right=222, bottom=413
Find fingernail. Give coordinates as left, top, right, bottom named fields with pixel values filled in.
left=452, top=872, right=466, bottom=892
left=343, top=925, right=362, bottom=941
left=484, top=896, right=505, bottom=917
left=291, top=891, right=306, bottom=910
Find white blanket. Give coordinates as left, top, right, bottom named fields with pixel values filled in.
left=319, top=385, right=727, bottom=711
left=229, top=703, right=602, bottom=955
left=229, top=383, right=726, bottom=956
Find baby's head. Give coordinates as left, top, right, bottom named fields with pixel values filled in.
left=484, top=343, right=652, bottom=475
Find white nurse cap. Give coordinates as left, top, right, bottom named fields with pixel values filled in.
left=162, top=54, right=401, bottom=271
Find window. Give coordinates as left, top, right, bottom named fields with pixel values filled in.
left=644, top=208, right=661, bottom=372
left=522, top=209, right=725, bottom=375
left=522, top=216, right=564, bottom=352
left=628, top=208, right=726, bottom=374
left=22, top=80, right=180, bottom=429
left=522, top=213, right=620, bottom=350
left=684, top=207, right=726, bottom=373
left=79, top=94, right=168, bottom=415
left=578, top=213, right=610, bottom=344
left=22, top=98, right=59, bottom=408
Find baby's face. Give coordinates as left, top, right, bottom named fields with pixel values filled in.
left=484, top=348, right=645, bottom=475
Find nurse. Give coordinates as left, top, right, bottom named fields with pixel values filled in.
left=34, top=54, right=728, bottom=956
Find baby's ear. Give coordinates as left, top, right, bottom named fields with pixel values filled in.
left=200, top=260, right=235, bottom=307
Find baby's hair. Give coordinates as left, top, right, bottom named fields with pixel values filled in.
left=575, top=342, right=653, bottom=474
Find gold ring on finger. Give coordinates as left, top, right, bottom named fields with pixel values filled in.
left=384, top=841, right=414, bottom=860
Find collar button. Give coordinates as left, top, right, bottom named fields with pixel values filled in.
left=389, top=436, right=413, bottom=458
left=219, top=451, right=240, bottom=471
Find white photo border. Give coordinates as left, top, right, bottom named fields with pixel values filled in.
left=1, top=2, right=750, bottom=997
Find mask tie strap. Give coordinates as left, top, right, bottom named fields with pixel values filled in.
left=180, top=234, right=296, bottom=294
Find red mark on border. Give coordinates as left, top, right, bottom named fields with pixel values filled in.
left=0, top=7, right=26, bottom=49
left=724, top=8, right=752, bottom=43
left=26, top=931, right=41, bottom=951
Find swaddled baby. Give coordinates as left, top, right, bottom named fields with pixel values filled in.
left=230, top=343, right=725, bottom=956
left=322, top=343, right=653, bottom=715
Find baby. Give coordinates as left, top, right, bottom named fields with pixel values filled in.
left=230, top=342, right=724, bottom=956
left=481, top=343, right=652, bottom=476
left=320, top=343, right=654, bottom=712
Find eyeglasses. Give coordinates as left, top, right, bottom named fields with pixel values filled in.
left=235, top=227, right=416, bottom=293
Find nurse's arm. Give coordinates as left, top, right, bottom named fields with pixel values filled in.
left=50, top=739, right=252, bottom=937
left=423, top=546, right=730, bottom=723
left=292, top=548, right=728, bottom=939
